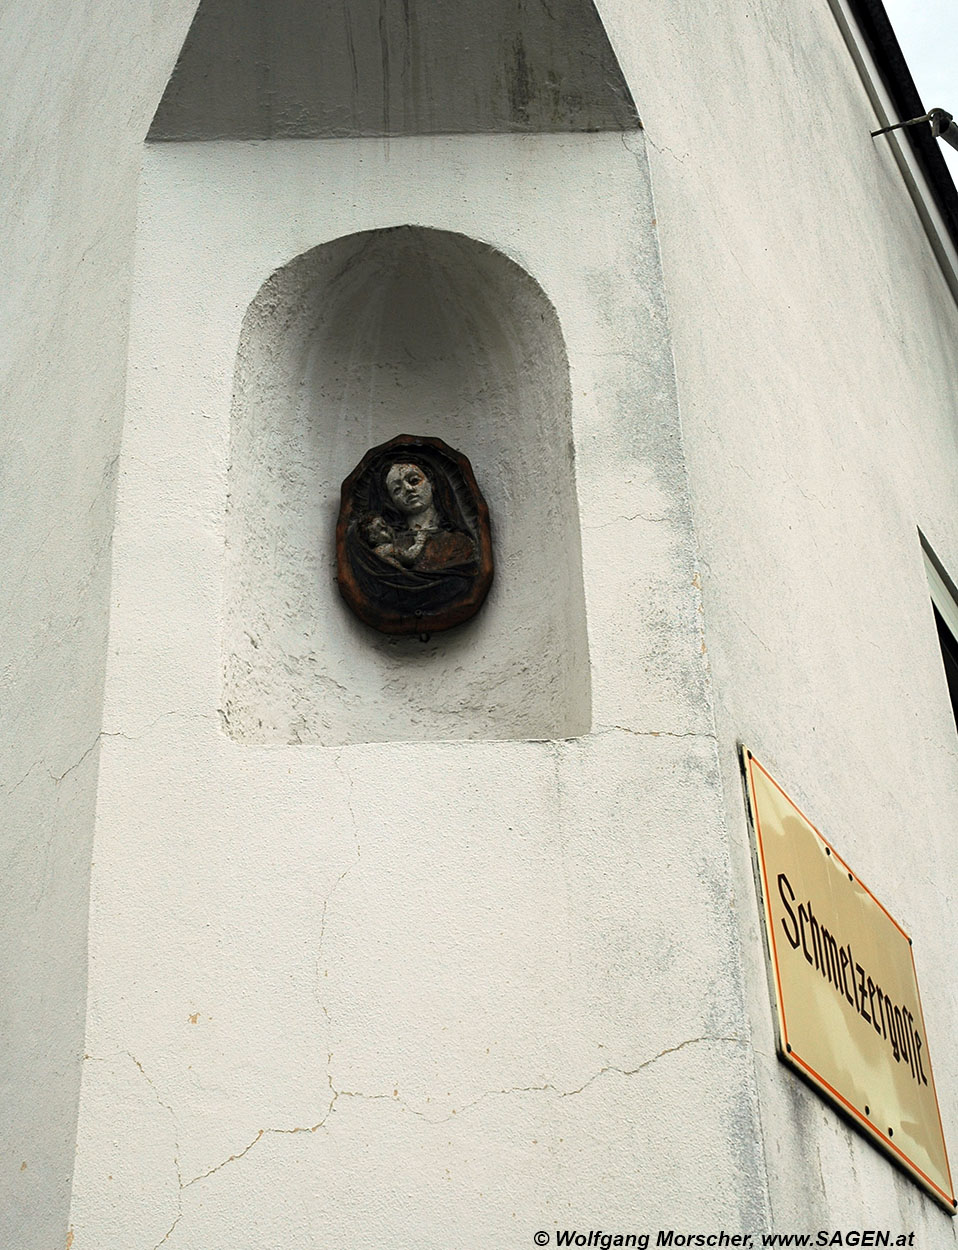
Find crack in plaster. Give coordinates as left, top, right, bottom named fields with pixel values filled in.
left=87, top=1036, right=748, bottom=1231
left=393, top=1034, right=747, bottom=1124
left=85, top=1051, right=338, bottom=1237
left=791, top=477, right=830, bottom=510
left=6, top=520, right=62, bottom=599
left=3, top=449, right=118, bottom=602
left=314, top=751, right=363, bottom=1095
left=581, top=348, right=644, bottom=359
left=644, top=134, right=691, bottom=164
left=585, top=511, right=671, bottom=529
left=7, top=711, right=215, bottom=798
left=51, top=736, right=102, bottom=784
left=154, top=1215, right=182, bottom=1249
left=84, top=1053, right=184, bottom=1250
left=550, top=737, right=582, bottom=989
left=89, top=454, right=120, bottom=505
left=182, top=1077, right=339, bottom=1191
left=4, top=736, right=102, bottom=796
left=594, top=724, right=717, bottom=741
left=173, top=1035, right=747, bottom=1191
left=319, top=753, right=362, bottom=1003
left=4, top=758, right=45, bottom=797
left=99, top=709, right=216, bottom=742
left=728, top=609, right=773, bottom=656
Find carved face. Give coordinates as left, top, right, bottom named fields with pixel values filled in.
left=364, top=515, right=393, bottom=547
left=385, top=462, right=434, bottom=516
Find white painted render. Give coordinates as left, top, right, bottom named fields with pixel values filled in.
left=0, top=4, right=197, bottom=1246
left=69, top=131, right=760, bottom=1246
left=599, top=0, right=958, bottom=1239
left=3, top=0, right=958, bottom=1247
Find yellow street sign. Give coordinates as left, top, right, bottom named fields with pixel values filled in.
left=742, top=748, right=955, bottom=1212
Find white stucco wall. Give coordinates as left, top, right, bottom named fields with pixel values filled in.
left=597, top=0, right=958, bottom=1238
left=0, top=5, right=196, bottom=1248
left=67, top=132, right=765, bottom=1246
left=9, top=0, right=958, bottom=1244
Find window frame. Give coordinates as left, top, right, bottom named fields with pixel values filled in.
left=922, top=538, right=958, bottom=729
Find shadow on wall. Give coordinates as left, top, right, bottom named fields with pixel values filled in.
left=222, top=225, right=591, bottom=745
left=147, top=0, right=638, bottom=139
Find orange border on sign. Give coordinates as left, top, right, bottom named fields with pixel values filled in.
left=743, top=748, right=956, bottom=1212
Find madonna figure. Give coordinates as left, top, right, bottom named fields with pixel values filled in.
left=336, top=435, right=494, bottom=635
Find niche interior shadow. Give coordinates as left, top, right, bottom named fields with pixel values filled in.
left=223, top=225, right=591, bottom=746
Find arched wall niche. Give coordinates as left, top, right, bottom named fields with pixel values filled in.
left=223, top=225, right=591, bottom=746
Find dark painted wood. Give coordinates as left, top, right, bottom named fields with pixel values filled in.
left=336, top=435, right=494, bottom=636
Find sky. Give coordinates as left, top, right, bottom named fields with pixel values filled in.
left=882, top=0, right=958, bottom=180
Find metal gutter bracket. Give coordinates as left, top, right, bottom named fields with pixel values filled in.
left=872, top=108, right=958, bottom=153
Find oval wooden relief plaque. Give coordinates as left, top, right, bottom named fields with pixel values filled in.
left=336, top=435, right=494, bottom=636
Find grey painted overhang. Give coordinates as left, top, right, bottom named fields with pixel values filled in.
left=148, top=0, right=639, bottom=140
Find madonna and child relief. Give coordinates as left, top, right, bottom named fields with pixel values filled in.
left=336, top=435, right=494, bottom=635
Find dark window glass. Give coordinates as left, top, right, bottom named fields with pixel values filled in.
left=934, top=605, right=958, bottom=731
